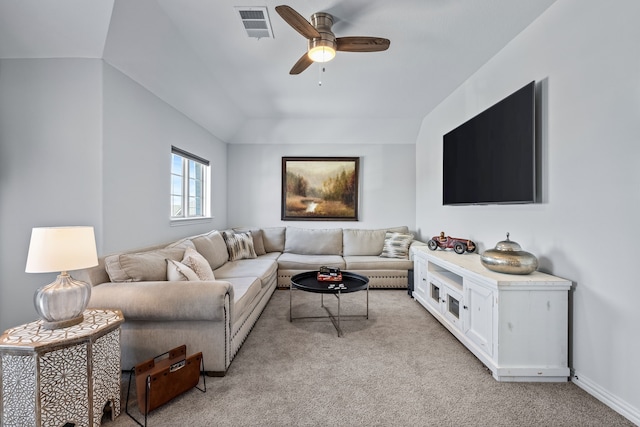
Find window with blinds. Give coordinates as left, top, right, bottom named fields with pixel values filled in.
left=170, top=146, right=210, bottom=219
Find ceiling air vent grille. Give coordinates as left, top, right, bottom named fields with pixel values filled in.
left=236, top=7, right=274, bottom=39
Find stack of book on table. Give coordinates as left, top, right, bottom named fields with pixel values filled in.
left=317, top=266, right=342, bottom=282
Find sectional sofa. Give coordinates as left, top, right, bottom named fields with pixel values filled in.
left=77, top=226, right=424, bottom=375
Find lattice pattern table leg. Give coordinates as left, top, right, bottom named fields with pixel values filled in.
left=40, top=344, right=90, bottom=427
left=1, top=354, right=37, bottom=426
left=92, top=329, right=121, bottom=425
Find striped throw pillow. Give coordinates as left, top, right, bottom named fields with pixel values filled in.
left=380, top=232, right=413, bottom=259
left=222, top=231, right=257, bottom=261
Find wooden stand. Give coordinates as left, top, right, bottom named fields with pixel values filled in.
left=126, top=345, right=206, bottom=426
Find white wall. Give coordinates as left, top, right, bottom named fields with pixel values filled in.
left=227, top=144, right=416, bottom=231
left=415, top=0, right=640, bottom=422
left=231, top=118, right=421, bottom=145
left=0, top=60, right=228, bottom=332
left=101, top=63, right=228, bottom=253
left=0, top=59, right=103, bottom=331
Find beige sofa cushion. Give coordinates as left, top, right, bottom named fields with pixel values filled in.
left=165, top=238, right=196, bottom=251
left=104, top=247, right=185, bottom=282
left=342, top=229, right=387, bottom=256
left=191, top=231, right=229, bottom=270
left=277, top=253, right=345, bottom=270
left=386, top=226, right=410, bottom=233
left=342, top=227, right=410, bottom=256
left=228, top=277, right=262, bottom=318
left=284, top=227, right=343, bottom=255
left=262, top=227, right=285, bottom=253
left=214, top=259, right=277, bottom=285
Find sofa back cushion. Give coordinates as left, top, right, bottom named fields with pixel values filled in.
left=342, top=227, right=410, bottom=256
left=166, top=237, right=196, bottom=251
left=262, top=227, right=286, bottom=253
left=386, top=226, right=410, bottom=234
left=342, top=229, right=387, bottom=256
left=104, top=247, right=185, bottom=282
left=191, top=230, right=229, bottom=270
left=75, top=259, right=111, bottom=286
left=284, top=227, right=343, bottom=255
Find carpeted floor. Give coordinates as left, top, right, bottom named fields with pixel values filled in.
left=103, top=289, right=633, bottom=426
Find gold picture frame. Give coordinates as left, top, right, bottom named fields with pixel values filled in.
left=281, top=157, right=359, bottom=221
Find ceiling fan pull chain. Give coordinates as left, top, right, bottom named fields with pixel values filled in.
left=318, top=65, right=326, bottom=86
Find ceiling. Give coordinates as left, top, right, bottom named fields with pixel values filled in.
left=0, top=0, right=557, bottom=144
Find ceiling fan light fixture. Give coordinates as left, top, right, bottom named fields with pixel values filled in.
left=308, top=45, right=336, bottom=62
left=277, top=6, right=390, bottom=74
left=307, top=34, right=337, bottom=63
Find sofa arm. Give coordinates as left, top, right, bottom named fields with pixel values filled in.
left=88, top=280, right=233, bottom=322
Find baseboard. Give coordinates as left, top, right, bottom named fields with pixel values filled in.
left=571, top=370, right=640, bottom=425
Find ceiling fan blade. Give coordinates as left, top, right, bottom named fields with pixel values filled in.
left=289, top=52, right=314, bottom=75
left=275, top=5, right=320, bottom=39
left=336, top=36, right=390, bottom=52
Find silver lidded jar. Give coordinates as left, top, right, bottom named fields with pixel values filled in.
left=480, top=233, right=538, bottom=275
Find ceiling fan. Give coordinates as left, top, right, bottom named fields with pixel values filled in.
left=275, top=5, right=391, bottom=75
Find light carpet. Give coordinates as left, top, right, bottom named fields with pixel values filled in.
left=102, top=289, right=633, bottom=426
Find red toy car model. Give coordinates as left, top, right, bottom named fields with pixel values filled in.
left=427, top=232, right=476, bottom=254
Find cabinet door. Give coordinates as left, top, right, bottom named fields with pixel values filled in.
left=442, top=286, right=463, bottom=329
left=426, top=276, right=442, bottom=312
left=464, top=280, right=494, bottom=357
left=413, top=254, right=428, bottom=300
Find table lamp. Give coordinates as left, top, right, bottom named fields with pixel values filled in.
left=25, top=226, right=98, bottom=329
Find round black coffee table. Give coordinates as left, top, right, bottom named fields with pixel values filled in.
left=290, top=271, right=369, bottom=337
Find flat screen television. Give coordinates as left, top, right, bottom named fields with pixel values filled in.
left=443, top=81, right=536, bottom=205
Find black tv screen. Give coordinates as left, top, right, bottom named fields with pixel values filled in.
left=443, top=81, right=536, bottom=205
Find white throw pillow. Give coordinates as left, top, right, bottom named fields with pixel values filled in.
left=166, top=259, right=200, bottom=281
left=181, top=247, right=216, bottom=280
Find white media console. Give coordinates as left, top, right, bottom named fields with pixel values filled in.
left=411, top=246, right=571, bottom=382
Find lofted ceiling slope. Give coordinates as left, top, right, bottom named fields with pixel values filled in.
left=0, top=0, right=557, bottom=144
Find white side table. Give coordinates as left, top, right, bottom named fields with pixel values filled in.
left=0, top=309, right=124, bottom=427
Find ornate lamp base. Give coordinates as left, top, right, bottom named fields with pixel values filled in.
left=42, top=314, right=85, bottom=330
left=34, top=272, right=91, bottom=330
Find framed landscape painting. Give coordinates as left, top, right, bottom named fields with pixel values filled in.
left=282, top=157, right=359, bottom=221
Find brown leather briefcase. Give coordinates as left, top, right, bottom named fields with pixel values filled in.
left=134, top=345, right=204, bottom=415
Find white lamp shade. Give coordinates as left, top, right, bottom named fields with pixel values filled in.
left=26, top=226, right=98, bottom=273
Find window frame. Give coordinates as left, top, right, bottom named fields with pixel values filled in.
left=170, top=146, right=211, bottom=222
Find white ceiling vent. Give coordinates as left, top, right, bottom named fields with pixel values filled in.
left=235, top=7, right=274, bottom=39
